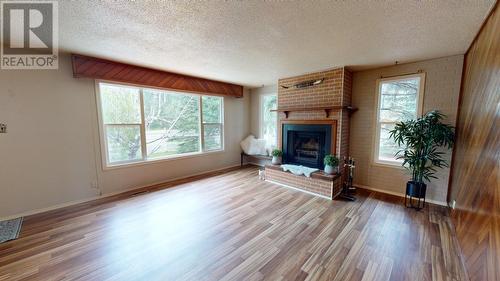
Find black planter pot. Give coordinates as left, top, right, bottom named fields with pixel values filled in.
left=405, top=181, right=427, bottom=210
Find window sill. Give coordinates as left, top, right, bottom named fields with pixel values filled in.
left=103, top=149, right=225, bottom=171
left=371, top=161, right=406, bottom=170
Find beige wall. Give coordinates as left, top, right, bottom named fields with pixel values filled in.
left=349, top=55, right=464, bottom=204
left=0, top=53, right=250, bottom=218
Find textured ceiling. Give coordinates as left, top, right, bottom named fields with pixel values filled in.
left=58, top=1, right=494, bottom=87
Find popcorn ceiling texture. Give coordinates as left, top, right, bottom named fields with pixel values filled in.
left=58, top=1, right=494, bottom=87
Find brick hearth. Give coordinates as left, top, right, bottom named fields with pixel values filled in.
left=265, top=165, right=342, bottom=199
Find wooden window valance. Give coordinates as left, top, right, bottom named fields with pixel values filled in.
left=71, top=54, right=243, bottom=98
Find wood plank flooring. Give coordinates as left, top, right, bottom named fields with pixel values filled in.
left=0, top=166, right=468, bottom=281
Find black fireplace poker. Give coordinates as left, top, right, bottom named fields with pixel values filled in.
left=339, top=156, right=356, bottom=201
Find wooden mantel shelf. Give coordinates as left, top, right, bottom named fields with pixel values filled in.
left=271, top=106, right=358, bottom=118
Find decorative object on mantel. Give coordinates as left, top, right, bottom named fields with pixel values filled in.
left=281, top=164, right=319, bottom=178
left=271, top=149, right=283, bottom=165
left=280, top=78, right=324, bottom=89
left=339, top=156, right=357, bottom=201
left=271, top=106, right=358, bottom=118
left=389, top=110, right=455, bottom=210
left=323, top=154, right=339, bottom=175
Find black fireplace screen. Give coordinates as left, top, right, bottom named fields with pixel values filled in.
left=282, top=124, right=332, bottom=169
left=294, top=133, right=320, bottom=162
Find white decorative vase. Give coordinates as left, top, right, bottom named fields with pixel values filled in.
left=324, top=165, right=336, bottom=175
left=272, top=156, right=282, bottom=165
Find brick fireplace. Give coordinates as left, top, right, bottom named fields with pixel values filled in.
left=265, top=67, right=353, bottom=199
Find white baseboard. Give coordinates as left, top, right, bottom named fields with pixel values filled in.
left=0, top=164, right=241, bottom=221
left=354, top=184, right=448, bottom=207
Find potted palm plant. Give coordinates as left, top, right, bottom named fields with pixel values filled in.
left=389, top=110, right=454, bottom=209
left=271, top=149, right=283, bottom=165
left=323, top=154, right=339, bottom=175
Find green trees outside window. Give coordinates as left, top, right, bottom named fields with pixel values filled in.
left=99, top=83, right=223, bottom=166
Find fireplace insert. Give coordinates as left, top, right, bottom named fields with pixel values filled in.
left=282, top=124, right=332, bottom=169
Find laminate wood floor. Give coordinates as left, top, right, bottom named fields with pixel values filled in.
left=0, top=166, right=468, bottom=281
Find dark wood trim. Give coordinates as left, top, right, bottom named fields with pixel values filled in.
left=71, top=54, right=244, bottom=98
left=271, top=106, right=357, bottom=119
left=240, top=152, right=271, bottom=166
left=278, top=119, right=338, bottom=158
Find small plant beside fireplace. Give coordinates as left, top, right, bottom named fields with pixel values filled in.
left=389, top=110, right=455, bottom=210
left=271, top=149, right=283, bottom=165
left=323, top=154, right=339, bottom=175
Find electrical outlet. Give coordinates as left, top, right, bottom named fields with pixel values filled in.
left=0, top=123, right=6, bottom=133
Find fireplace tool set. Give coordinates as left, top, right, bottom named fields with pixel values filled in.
left=340, top=156, right=357, bottom=201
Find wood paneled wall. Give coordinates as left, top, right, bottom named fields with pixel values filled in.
left=72, top=54, right=243, bottom=98
left=448, top=2, right=500, bottom=281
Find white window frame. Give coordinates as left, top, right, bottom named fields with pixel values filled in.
left=95, top=80, right=224, bottom=169
left=201, top=96, right=225, bottom=152
left=373, top=73, right=425, bottom=167
left=259, top=93, right=278, bottom=146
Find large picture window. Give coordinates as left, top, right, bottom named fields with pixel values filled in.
left=97, top=82, right=223, bottom=167
left=260, top=94, right=277, bottom=147
left=374, top=73, right=425, bottom=166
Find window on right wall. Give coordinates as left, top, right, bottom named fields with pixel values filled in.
left=374, top=73, right=425, bottom=166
